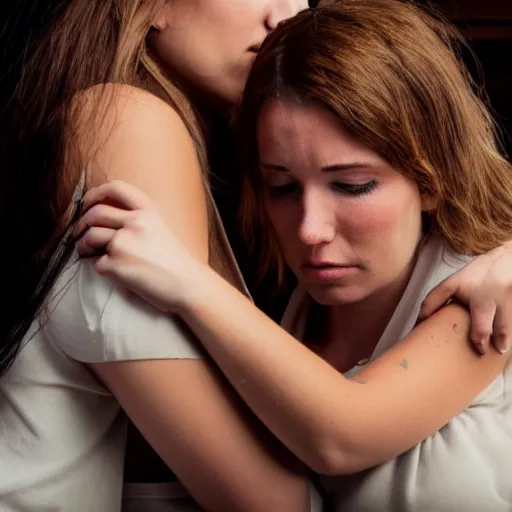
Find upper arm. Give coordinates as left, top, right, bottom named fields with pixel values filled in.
left=335, top=304, right=510, bottom=472
left=91, top=359, right=309, bottom=512
left=77, top=84, right=208, bottom=260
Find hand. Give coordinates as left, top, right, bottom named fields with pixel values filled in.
left=75, top=180, right=205, bottom=312
left=419, top=242, right=512, bottom=355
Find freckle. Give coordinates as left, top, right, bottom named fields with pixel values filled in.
left=400, top=359, right=408, bottom=370
left=453, top=323, right=459, bottom=333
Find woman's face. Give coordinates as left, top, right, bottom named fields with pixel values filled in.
left=150, top=0, right=308, bottom=105
left=258, top=99, right=434, bottom=306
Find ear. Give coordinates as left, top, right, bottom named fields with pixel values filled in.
left=421, top=193, right=437, bottom=212
left=151, top=2, right=171, bottom=32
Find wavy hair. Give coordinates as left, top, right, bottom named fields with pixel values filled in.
left=237, top=0, right=512, bottom=280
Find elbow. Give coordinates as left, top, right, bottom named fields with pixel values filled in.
left=306, top=447, right=350, bottom=476
left=305, top=440, right=372, bottom=476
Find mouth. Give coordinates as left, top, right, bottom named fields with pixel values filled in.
left=248, top=45, right=261, bottom=54
left=301, top=263, right=359, bottom=282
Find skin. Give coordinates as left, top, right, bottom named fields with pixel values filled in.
left=151, top=0, right=308, bottom=105
left=259, top=100, right=427, bottom=306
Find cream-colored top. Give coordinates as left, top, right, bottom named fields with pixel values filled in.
left=0, top=192, right=248, bottom=511
left=282, top=235, right=512, bottom=511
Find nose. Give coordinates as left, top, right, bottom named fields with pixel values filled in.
left=298, top=191, right=336, bottom=247
left=265, top=0, right=308, bottom=31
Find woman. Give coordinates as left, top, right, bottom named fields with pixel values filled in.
left=0, top=1, right=313, bottom=511
left=78, top=2, right=512, bottom=510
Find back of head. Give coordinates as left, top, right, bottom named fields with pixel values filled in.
left=0, top=0, right=205, bottom=377
left=238, top=0, right=512, bottom=277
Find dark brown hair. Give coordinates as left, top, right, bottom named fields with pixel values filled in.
left=237, top=0, right=512, bottom=279
left=0, top=1, right=206, bottom=376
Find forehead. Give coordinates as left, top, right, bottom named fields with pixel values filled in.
left=256, top=99, right=378, bottom=164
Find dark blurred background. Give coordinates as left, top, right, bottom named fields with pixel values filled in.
left=420, top=0, right=512, bottom=155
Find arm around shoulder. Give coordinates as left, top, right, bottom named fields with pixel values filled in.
left=166, top=267, right=511, bottom=476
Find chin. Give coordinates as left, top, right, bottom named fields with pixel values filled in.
left=307, top=284, right=369, bottom=306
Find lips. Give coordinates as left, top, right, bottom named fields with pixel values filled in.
left=304, top=261, right=340, bottom=268
left=301, top=263, right=358, bottom=282
left=248, top=45, right=261, bottom=53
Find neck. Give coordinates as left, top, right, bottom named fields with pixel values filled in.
left=151, top=54, right=234, bottom=130
left=327, top=280, right=406, bottom=356
left=310, top=249, right=420, bottom=373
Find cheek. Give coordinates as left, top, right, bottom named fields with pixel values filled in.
left=341, top=190, right=422, bottom=243
left=349, top=204, right=403, bottom=238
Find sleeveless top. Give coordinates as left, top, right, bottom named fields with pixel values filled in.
left=281, top=235, right=512, bottom=512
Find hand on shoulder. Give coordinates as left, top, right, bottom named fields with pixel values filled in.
left=76, top=180, right=208, bottom=312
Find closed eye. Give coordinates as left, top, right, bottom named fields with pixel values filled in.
left=266, top=182, right=300, bottom=198
left=266, top=180, right=377, bottom=199
left=331, top=181, right=377, bottom=196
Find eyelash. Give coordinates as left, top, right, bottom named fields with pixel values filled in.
left=267, top=180, right=377, bottom=198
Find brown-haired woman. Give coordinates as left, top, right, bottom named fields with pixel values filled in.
left=0, top=1, right=317, bottom=511
left=78, top=1, right=512, bottom=510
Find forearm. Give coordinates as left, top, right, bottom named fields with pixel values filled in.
left=180, top=264, right=359, bottom=474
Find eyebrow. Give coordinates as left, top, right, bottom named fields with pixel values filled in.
left=259, top=162, right=372, bottom=173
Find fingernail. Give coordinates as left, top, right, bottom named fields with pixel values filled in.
left=497, top=336, right=511, bottom=355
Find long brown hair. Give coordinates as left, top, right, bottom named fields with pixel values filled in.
left=237, top=0, right=512, bottom=280
left=0, top=0, right=206, bottom=376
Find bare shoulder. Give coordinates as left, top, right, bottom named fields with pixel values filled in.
left=73, top=83, right=200, bottom=183
left=73, top=83, right=208, bottom=258
left=75, top=83, right=187, bottom=131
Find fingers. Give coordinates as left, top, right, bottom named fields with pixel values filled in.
left=94, top=252, right=135, bottom=289
left=75, top=204, right=133, bottom=237
left=82, top=180, right=155, bottom=212
left=491, top=305, right=512, bottom=355
left=419, top=276, right=459, bottom=320
left=94, top=252, right=116, bottom=277
left=468, top=296, right=496, bottom=355
left=77, top=227, right=116, bottom=257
